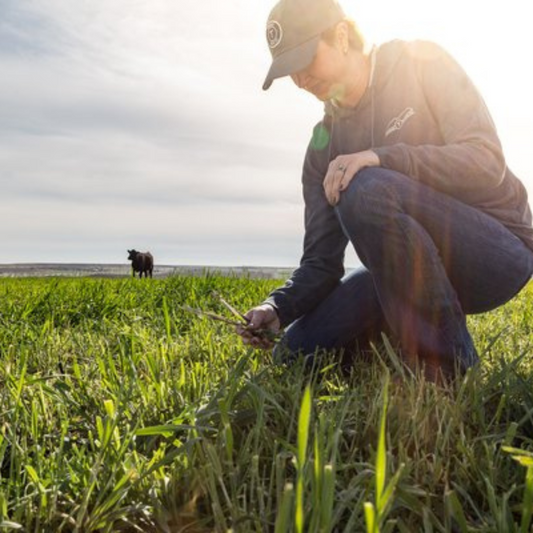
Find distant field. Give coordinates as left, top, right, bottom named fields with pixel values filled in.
left=0, top=263, right=295, bottom=279
left=0, top=274, right=532, bottom=532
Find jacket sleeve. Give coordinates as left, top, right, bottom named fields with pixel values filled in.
left=264, top=122, right=348, bottom=328
left=373, top=41, right=506, bottom=196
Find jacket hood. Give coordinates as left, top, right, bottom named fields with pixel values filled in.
left=324, top=40, right=405, bottom=119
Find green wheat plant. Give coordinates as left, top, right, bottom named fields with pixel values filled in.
left=364, top=374, right=404, bottom=533
left=0, top=274, right=533, bottom=531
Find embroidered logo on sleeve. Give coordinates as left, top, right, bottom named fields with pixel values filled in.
left=385, top=107, right=415, bottom=137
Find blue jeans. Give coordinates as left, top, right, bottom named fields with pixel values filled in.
left=275, top=168, right=533, bottom=379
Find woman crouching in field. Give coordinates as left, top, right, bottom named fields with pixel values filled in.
left=238, top=0, right=533, bottom=382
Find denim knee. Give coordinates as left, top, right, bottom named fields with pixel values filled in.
left=335, top=167, right=396, bottom=232
left=271, top=319, right=306, bottom=364
left=271, top=330, right=311, bottom=366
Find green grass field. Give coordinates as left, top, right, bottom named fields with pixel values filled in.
left=1, top=274, right=532, bottom=532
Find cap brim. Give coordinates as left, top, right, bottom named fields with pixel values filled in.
left=262, top=35, right=321, bottom=91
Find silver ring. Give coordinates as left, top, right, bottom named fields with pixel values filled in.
left=337, top=164, right=346, bottom=172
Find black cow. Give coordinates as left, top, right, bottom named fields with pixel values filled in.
left=127, top=249, right=154, bottom=278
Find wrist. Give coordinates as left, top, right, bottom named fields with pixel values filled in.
left=368, top=150, right=380, bottom=166
left=263, top=302, right=279, bottom=319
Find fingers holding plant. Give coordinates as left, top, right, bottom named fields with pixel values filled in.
left=237, top=303, right=281, bottom=350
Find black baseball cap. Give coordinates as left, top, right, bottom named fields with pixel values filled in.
left=262, top=0, right=345, bottom=90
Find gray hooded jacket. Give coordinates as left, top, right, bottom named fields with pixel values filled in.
left=265, top=39, right=533, bottom=327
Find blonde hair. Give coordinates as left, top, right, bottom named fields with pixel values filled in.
left=321, top=19, right=365, bottom=52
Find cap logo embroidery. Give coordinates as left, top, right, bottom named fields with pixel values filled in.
left=267, top=21, right=283, bottom=49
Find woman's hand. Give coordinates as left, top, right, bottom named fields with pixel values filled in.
left=323, top=150, right=380, bottom=206
left=236, top=303, right=281, bottom=350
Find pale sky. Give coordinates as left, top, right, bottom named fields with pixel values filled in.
left=1, top=0, right=532, bottom=267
